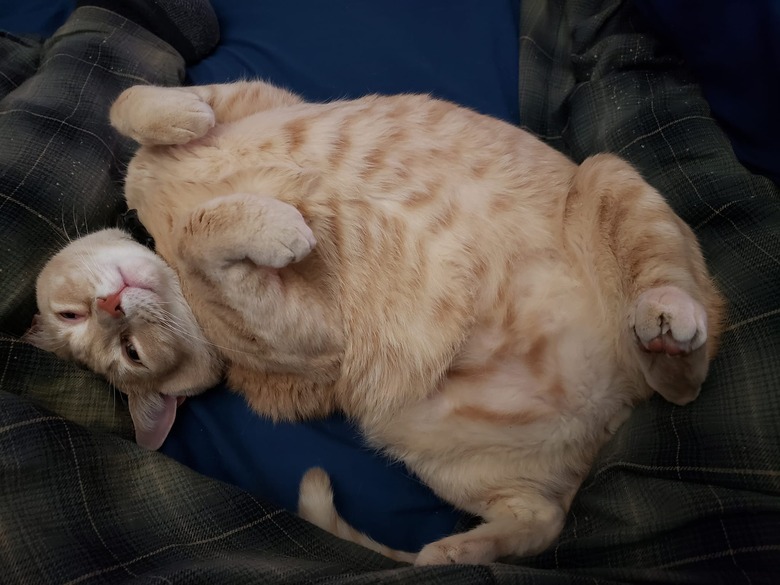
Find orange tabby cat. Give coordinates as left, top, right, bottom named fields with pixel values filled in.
left=30, top=81, right=724, bottom=565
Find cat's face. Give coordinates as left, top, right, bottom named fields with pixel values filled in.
left=27, top=228, right=222, bottom=448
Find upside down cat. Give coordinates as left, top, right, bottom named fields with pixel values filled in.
left=29, top=81, right=724, bottom=565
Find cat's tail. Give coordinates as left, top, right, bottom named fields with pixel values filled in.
left=298, top=467, right=418, bottom=564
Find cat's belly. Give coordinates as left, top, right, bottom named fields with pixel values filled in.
left=367, top=334, right=626, bottom=511
left=376, top=362, right=580, bottom=456
left=385, top=305, right=619, bottom=451
left=371, top=390, right=595, bottom=515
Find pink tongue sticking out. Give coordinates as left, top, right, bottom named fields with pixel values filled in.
left=131, top=394, right=179, bottom=451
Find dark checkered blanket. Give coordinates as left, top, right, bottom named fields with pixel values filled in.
left=1, top=2, right=778, bottom=583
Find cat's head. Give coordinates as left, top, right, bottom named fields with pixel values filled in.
left=26, top=228, right=222, bottom=449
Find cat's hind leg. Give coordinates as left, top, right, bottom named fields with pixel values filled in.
left=188, top=81, right=304, bottom=122
left=110, top=81, right=303, bottom=145
left=572, top=154, right=725, bottom=405
left=110, top=85, right=216, bottom=145
left=415, top=492, right=565, bottom=565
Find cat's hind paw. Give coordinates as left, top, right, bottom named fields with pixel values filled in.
left=416, top=535, right=498, bottom=566
left=632, top=286, right=707, bottom=356
left=110, top=86, right=215, bottom=145
left=632, top=285, right=711, bottom=405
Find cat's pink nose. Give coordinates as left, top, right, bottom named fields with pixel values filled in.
left=97, top=290, right=124, bottom=318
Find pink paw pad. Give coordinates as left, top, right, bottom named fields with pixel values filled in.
left=632, top=286, right=708, bottom=356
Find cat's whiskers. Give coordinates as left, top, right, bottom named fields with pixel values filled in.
left=82, top=202, right=90, bottom=235
left=31, top=244, right=68, bottom=258
left=153, top=306, right=211, bottom=342
left=71, top=205, right=82, bottom=240
left=98, top=367, right=128, bottom=429
left=76, top=252, right=102, bottom=287
left=43, top=339, right=69, bottom=352
left=31, top=331, right=70, bottom=352
left=154, top=306, right=254, bottom=357
left=58, top=208, right=74, bottom=245
left=57, top=200, right=91, bottom=248
left=104, top=375, right=123, bottom=426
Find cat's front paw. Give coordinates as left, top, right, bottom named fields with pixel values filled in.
left=249, top=198, right=317, bottom=268
left=110, top=86, right=215, bottom=145
left=186, top=194, right=316, bottom=269
left=632, top=286, right=707, bottom=356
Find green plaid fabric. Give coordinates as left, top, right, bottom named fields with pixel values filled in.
left=1, top=1, right=779, bottom=583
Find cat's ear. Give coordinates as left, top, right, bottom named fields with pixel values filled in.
left=127, top=392, right=178, bottom=450
left=22, top=314, right=54, bottom=352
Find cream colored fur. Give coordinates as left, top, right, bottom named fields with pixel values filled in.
left=30, top=81, right=725, bottom=565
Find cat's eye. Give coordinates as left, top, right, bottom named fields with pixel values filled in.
left=122, top=338, right=143, bottom=365
left=58, top=311, right=85, bottom=322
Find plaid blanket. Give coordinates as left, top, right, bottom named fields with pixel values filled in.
left=1, top=1, right=779, bottom=583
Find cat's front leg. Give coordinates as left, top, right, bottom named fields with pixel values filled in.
left=174, top=193, right=342, bottom=378
left=182, top=193, right=316, bottom=269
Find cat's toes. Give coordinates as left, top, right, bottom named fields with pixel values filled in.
left=632, top=286, right=708, bottom=356
left=287, top=224, right=317, bottom=262
left=251, top=199, right=316, bottom=268
left=415, top=536, right=497, bottom=566
left=264, top=224, right=316, bottom=268
left=111, top=86, right=215, bottom=145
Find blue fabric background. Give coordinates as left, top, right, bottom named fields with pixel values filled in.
left=162, top=386, right=467, bottom=551
left=0, top=0, right=75, bottom=36
left=186, top=0, right=520, bottom=125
